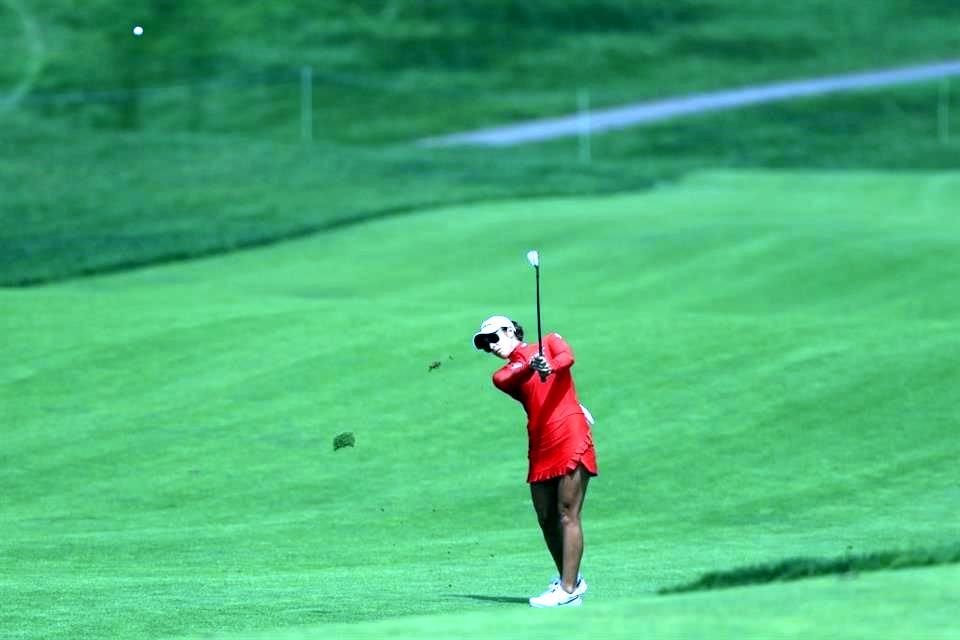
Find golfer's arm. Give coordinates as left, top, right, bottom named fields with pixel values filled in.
left=493, top=362, right=535, bottom=390
left=548, top=334, right=574, bottom=372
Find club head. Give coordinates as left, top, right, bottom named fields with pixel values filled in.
left=526, top=249, right=540, bottom=268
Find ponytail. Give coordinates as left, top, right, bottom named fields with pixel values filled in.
left=512, top=321, right=525, bottom=341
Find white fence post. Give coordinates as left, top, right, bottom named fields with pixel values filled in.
left=938, top=78, right=950, bottom=144
left=301, top=65, right=313, bottom=144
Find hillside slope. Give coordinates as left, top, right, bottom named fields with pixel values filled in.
left=3, top=171, right=958, bottom=638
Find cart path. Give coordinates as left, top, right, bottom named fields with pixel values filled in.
left=419, top=60, right=960, bottom=147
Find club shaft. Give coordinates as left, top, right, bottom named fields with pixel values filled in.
left=535, top=265, right=543, bottom=356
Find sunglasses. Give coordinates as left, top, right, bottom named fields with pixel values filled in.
left=476, top=328, right=507, bottom=350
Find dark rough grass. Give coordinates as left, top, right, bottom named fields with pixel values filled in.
left=659, top=543, right=960, bottom=594
left=4, top=81, right=958, bottom=287
left=4, top=2, right=960, bottom=286
left=16, top=1, right=960, bottom=141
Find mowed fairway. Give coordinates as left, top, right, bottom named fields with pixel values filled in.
left=3, top=171, right=959, bottom=639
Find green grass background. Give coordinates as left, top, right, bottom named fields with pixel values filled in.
left=3, top=1, right=960, bottom=284
left=3, top=172, right=959, bottom=638
left=12, top=0, right=960, bottom=140
left=3, top=1, right=960, bottom=637
left=191, top=567, right=960, bottom=640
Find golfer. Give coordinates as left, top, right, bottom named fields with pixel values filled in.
left=473, top=315, right=598, bottom=608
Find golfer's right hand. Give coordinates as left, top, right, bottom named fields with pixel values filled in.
left=529, top=354, right=552, bottom=375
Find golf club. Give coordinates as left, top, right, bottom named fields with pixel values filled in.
left=526, top=249, right=546, bottom=381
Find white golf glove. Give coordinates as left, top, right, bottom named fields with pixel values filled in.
left=529, top=354, right=553, bottom=377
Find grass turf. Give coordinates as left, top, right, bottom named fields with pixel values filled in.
left=3, top=170, right=958, bottom=638
left=14, top=1, right=960, bottom=141
left=180, top=566, right=960, bottom=640
left=659, top=542, right=960, bottom=594
left=4, top=2, right=960, bottom=285
left=4, top=80, right=959, bottom=286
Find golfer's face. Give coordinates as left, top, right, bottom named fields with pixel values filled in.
left=486, top=327, right=517, bottom=359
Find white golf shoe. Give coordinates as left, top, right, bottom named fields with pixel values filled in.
left=546, top=575, right=588, bottom=596
left=529, top=581, right=584, bottom=608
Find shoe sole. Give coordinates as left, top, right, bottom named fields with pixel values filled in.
left=529, top=595, right=583, bottom=608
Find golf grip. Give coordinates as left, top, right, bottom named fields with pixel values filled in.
left=536, top=264, right=546, bottom=381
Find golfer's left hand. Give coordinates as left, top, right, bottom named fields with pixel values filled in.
left=530, top=354, right=553, bottom=377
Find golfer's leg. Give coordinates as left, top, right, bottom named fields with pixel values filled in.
left=530, top=480, right=563, bottom=575
left=557, top=465, right=590, bottom=593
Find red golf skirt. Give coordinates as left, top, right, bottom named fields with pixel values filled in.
left=527, top=412, right=599, bottom=483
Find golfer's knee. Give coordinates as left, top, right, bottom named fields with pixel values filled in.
left=559, top=504, right=580, bottom=528
left=536, top=510, right=555, bottom=530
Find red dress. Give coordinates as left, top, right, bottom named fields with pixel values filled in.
left=492, top=333, right=599, bottom=483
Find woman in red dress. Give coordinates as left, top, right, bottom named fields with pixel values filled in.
left=473, top=315, right=598, bottom=608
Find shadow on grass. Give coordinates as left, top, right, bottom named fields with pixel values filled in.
left=660, top=541, right=960, bottom=595
left=452, top=594, right=529, bottom=605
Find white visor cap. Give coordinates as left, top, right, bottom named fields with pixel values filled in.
left=472, top=315, right=514, bottom=350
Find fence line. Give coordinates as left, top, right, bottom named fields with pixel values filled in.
left=6, top=66, right=495, bottom=108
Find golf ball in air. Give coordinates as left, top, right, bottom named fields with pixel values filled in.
left=133, top=25, right=144, bottom=36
